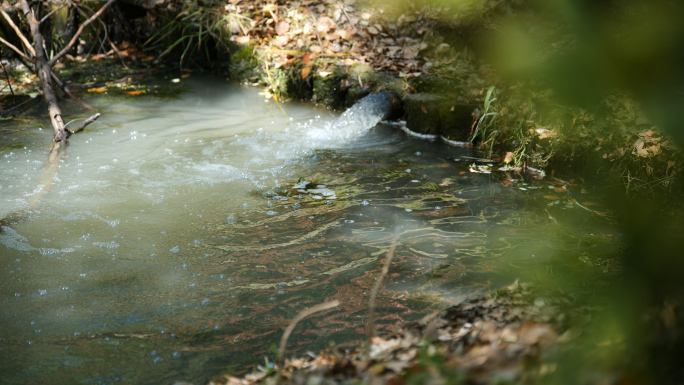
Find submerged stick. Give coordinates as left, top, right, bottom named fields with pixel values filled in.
left=366, top=237, right=398, bottom=347
left=278, top=300, right=340, bottom=366
left=0, top=114, right=101, bottom=230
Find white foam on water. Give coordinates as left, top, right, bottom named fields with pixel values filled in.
left=306, top=92, right=391, bottom=143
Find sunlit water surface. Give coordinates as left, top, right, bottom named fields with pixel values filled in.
left=0, top=76, right=621, bottom=384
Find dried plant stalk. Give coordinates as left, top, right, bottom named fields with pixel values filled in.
left=278, top=300, right=340, bottom=364
left=366, top=237, right=398, bottom=343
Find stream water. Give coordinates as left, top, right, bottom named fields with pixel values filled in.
left=0, top=76, right=622, bottom=384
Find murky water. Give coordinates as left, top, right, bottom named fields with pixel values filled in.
left=0, top=76, right=621, bottom=384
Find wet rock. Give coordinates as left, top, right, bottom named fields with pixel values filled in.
left=405, top=93, right=447, bottom=136
left=440, top=102, right=479, bottom=142
left=312, top=67, right=346, bottom=109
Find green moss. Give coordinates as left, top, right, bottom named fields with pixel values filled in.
left=229, top=45, right=260, bottom=82
left=312, top=65, right=345, bottom=109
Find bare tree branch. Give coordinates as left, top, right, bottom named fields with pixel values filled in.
left=0, top=8, right=35, bottom=57
left=0, top=36, right=91, bottom=108
left=70, top=113, right=101, bottom=134
left=0, top=36, right=32, bottom=62
left=20, top=0, right=69, bottom=162
left=51, top=72, right=92, bottom=109
left=48, top=0, right=116, bottom=67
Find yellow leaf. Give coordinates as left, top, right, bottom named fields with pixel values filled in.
left=301, top=66, right=311, bottom=79
left=88, top=87, right=108, bottom=93
left=124, top=90, right=142, bottom=95
left=181, top=73, right=191, bottom=79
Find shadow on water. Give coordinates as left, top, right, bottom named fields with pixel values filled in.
left=0, top=75, right=622, bottom=384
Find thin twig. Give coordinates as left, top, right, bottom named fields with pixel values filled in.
left=366, top=237, right=398, bottom=347
left=278, top=300, right=340, bottom=366
left=50, top=71, right=92, bottom=109
left=70, top=113, right=100, bottom=134
left=0, top=8, right=35, bottom=57
left=39, top=4, right=64, bottom=25
left=48, top=0, right=116, bottom=67
left=305, top=7, right=324, bottom=52
left=0, top=36, right=32, bottom=62
left=0, top=52, right=14, bottom=95
left=108, top=39, right=129, bottom=69
left=0, top=95, right=38, bottom=117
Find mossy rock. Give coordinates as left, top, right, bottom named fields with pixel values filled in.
left=284, top=63, right=314, bottom=101
left=405, top=93, right=447, bottom=136
left=440, top=103, right=478, bottom=142
left=228, top=45, right=260, bottom=82
left=312, top=65, right=347, bottom=109
left=408, top=74, right=456, bottom=94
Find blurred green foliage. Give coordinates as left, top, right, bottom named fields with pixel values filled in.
left=483, top=0, right=684, bottom=145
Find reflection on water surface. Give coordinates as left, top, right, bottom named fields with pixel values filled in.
left=0, top=76, right=621, bottom=384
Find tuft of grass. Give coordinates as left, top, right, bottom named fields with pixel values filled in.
left=470, top=85, right=500, bottom=159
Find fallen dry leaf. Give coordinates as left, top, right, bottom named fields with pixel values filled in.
left=535, top=128, right=557, bottom=139
left=233, top=35, right=250, bottom=44
left=276, top=21, right=290, bottom=35
left=301, top=66, right=311, bottom=79
left=124, top=90, right=142, bottom=95
left=88, top=87, right=108, bottom=93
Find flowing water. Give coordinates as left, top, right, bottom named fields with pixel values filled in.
left=0, top=76, right=622, bottom=384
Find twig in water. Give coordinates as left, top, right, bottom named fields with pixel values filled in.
left=71, top=113, right=101, bottom=134
left=278, top=300, right=340, bottom=367
left=366, top=237, right=398, bottom=350
left=0, top=52, right=14, bottom=95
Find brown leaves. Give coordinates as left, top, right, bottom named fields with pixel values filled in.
left=275, top=21, right=289, bottom=35
left=301, top=66, right=311, bottom=79
left=222, top=0, right=436, bottom=77
left=314, top=16, right=336, bottom=33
